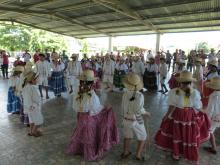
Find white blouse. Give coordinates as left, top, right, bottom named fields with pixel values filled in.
left=51, top=62, right=65, bottom=72
left=103, top=60, right=115, bottom=75
left=132, top=61, right=145, bottom=75
left=206, top=72, right=219, bottom=80
left=207, top=91, right=220, bottom=122
left=73, top=90, right=104, bottom=116
left=35, top=60, right=51, bottom=77
left=8, top=76, right=19, bottom=87
left=193, top=65, right=203, bottom=81
left=145, top=63, right=158, bottom=73
left=122, top=91, right=147, bottom=120
left=22, top=84, right=41, bottom=114
left=168, top=88, right=202, bottom=110
left=115, top=63, right=128, bottom=71
left=66, top=61, right=82, bottom=77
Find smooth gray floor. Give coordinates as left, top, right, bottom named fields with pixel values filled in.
left=0, top=79, right=219, bottom=165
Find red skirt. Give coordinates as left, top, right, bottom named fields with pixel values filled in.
left=168, top=73, right=180, bottom=89
left=66, top=108, right=120, bottom=161
left=155, top=107, right=210, bottom=165
left=201, top=81, right=214, bottom=107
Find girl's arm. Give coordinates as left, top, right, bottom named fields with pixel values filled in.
left=163, top=105, right=175, bottom=121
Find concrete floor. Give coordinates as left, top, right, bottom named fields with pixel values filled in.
left=0, top=79, right=219, bottom=165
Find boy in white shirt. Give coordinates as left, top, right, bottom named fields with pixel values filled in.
left=121, top=73, right=151, bottom=160
left=158, top=57, right=168, bottom=94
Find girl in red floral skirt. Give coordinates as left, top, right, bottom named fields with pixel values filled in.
left=66, top=69, right=119, bottom=161
left=155, top=71, right=210, bottom=165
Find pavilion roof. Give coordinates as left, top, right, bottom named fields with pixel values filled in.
left=0, top=0, right=219, bottom=38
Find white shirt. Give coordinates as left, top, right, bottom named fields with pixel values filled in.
left=193, top=65, right=203, bottom=81
left=207, top=91, right=220, bottom=122
left=168, top=88, right=202, bottom=110
left=66, top=61, right=82, bottom=77
left=23, top=53, right=31, bottom=62
left=122, top=91, right=147, bottom=120
left=132, top=60, right=145, bottom=75
left=160, top=63, right=167, bottom=77
left=103, top=60, right=115, bottom=75
left=22, top=84, right=41, bottom=113
left=51, top=62, right=65, bottom=72
left=8, top=76, right=19, bottom=87
left=115, top=63, right=128, bottom=71
left=147, top=53, right=153, bottom=61
left=206, top=72, right=219, bottom=80
left=73, top=90, right=103, bottom=116
left=35, top=60, right=51, bottom=77
left=145, top=63, right=158, bottom=73
left=208, top=53, right=216, bottom=62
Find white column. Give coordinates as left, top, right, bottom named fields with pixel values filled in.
left=156, top=33, right=160, bottom=52
left=108, top=36, right=113, bottom=53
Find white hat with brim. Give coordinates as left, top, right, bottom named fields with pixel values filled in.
left=14, top=66, right=24, bottom=72
left=205, top=77, right=220, bottom=90
left=176, top=70, right=196, bottom=82
left=78, top=69, right=97, bottom=81
left=25, top=71, right=38, bottom=82
left=123, top=73, right=143, bottom=91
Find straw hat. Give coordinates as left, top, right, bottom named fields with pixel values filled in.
left=25, top=71, right=38, bottom=82
left=206, top=77, right=220, bottom=90
left=122, top=73, right=143, bottom=91
left=208, top=60, right=218, bottom=67
left=78, top=69, right=97, bottom=81
left=176, top=70, right=196, bottom=82
left=14, top=66, right=24, bottom=72
left=70, top=53, right=78, bottom=58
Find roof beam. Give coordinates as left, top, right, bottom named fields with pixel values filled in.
left=24, top=0, right=61, bottom=8
left=0, top=6, right=109, bottom=36
left=93, top=0, right=159, bottom=33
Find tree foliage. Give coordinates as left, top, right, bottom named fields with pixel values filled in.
left=0, top=23, right=67, bottom=54
left=195, top=41, right=209, bottom=53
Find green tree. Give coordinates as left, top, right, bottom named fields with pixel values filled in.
left=195, top=41, right=209, bottom=53
left=0, top=25, right=31, bottom=51
left=79, top=39, right=89, bottom=53
left=124, top=46, right=141, bottom=54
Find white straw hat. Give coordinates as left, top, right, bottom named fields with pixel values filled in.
left=205, top=77, right=220, bottom=90
left=176, top=70, right=196, bottom=82
left=123, top=73, right=143, bottom=91
left=78, top=69, right=97, bottom=81
left=14, top=66, right=24, bottom=72
left=25, top=71, right=38, bottom=82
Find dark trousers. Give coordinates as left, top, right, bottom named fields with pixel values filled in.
left=166, top=61, right=171, bottom=71
left=1, top=64, right=8, bottom=78
left=187, top=63, right=193, bottom=72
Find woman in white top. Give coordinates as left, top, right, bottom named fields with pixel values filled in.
left=155, top=71, right=210, bottom=165
left=50, top=53, right=66, bottom=97
left=67, top=70, right=119, bottom=161
left=143, top=57, right=158, bottom=91
left=22, top=71, right=43, bottom=137
left=7, top=66, right=24, bottom=114
left=66, top=54, right=82, bottom=94
left=193, top=58, right=203, bottom=93
left=204, top=77, right=220, bottom=154
left=121, top=73, right=150, bottom=160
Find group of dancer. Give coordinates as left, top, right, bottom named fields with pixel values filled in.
left=3, top=48, right=220, bottom=164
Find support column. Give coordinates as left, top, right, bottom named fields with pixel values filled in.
left=108, top=36, right=113, bottom=53
left=156, top=33, right=160, bottom=52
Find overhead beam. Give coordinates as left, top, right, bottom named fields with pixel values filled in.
left=0, top=6, right=109, bottom=36
left=24, top=0, right=61, bottom=8
left=93, top=0, right=159, bottom=33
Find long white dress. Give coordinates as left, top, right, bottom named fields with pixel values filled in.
left=22, top=84, right=43, bottom=125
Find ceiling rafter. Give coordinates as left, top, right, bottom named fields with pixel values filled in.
left=92, top=0, right=159, bottom=33
left=24, top=0, right=61, bottom=8
left=0, top=5, right=109, bottom=36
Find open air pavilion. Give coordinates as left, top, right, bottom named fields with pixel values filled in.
left=0, top=0, right=220, bottom=165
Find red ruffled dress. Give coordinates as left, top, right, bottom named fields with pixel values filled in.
left=66, top=90, right=119, bottom=161
left=155, top=88, right=210, bottom=165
